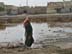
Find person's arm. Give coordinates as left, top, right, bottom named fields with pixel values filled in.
left=24, top=16, right=30, bottom=23
left=23, top=16, right=30, bottom=27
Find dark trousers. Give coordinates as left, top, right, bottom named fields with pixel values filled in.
left=25, top=24, right=34, bottom=47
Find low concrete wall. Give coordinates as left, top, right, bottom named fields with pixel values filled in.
left=0, top=13, right=72, bottom=23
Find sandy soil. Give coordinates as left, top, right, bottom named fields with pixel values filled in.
left=0, top=45, right=72, bottom=54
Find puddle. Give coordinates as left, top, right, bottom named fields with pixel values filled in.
left=0, top=22, right=72, bottom=48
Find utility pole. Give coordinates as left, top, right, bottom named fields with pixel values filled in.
left=26, top=0, right=28, bottom=6
left=63, top=0, right=66, bottom=8
left=26, top=0, right=28, bottom=15
left=70, top=0, right=72, bottom=6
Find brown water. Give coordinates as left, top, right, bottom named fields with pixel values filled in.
left=0, top=22, right=72, bottom=48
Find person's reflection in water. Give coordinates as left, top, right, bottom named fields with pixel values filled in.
left=23, top=17, right=34, bottom=47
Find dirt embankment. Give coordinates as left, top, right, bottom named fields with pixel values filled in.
left=0, top=45, right=72, bottom=54
left=0, top=14, right=72, bottom=24
left=30, top=15, right=72, bottom=22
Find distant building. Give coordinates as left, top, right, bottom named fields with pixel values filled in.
left=0, top=2, right=18, bottom=15
left=18, top=6, right=47, bottom=14
left=0, top=2, right=6, bottom=15
left=29, top=6, right=47, bottom=14
left=47, top=1, right=72, bottom=13
left=0, top=2, right=4, bottom=7
left=5, top=5, right=18, bottom=15
left=18, top=6, right=29, bottom=14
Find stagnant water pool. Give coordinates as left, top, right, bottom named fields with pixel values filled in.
left=0, top=22, right=72, bottom=48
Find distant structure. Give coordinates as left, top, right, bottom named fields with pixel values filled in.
left=47, top=1, right=72, bottom=13
left=1, top=1, right=72, bottom=15
left=0, top=2, right=6, bottom=15
left=0, top=2, right=4, bottom=7
left=28, top=6, right=47, bottom=14
left=18, top=6, right=29, bottom=14
left=18, top=6, right=47, bottom=14
left=0, top=2, right=18, bottom=15
left=5, top=5, right=18, bottom=15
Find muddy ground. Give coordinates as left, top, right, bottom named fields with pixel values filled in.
left=0, top=22, right=72, bottom=54
left=0, top=14, right=72, bottom=54
left=0, top=46, right=72, bottom=54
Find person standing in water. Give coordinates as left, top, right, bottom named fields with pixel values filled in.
left=23, top=16, right=34, bottom=47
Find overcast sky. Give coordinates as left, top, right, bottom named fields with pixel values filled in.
left=0, top=0, right=71, bottom=6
